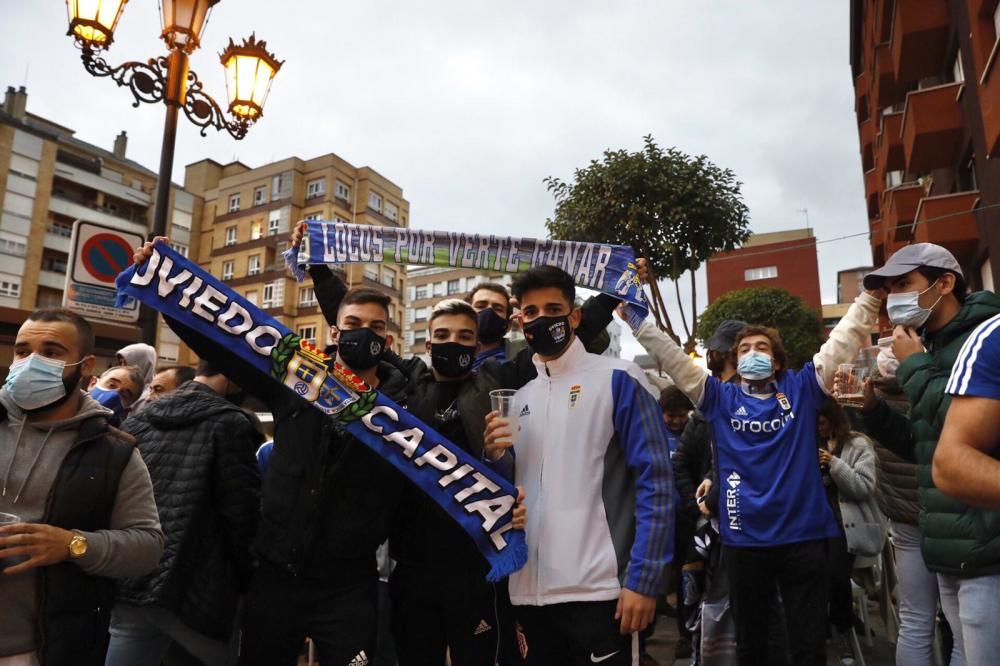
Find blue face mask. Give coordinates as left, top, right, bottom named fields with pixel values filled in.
left=4, top=354, right=84, bottom=411
left=737, top=350, right=773, bottom=381
left=90, top=385, right=126, bottom=425
left=886, top=279, right=941, bottom=329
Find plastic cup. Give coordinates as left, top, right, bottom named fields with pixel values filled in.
left=837, top=363, right=870, bottom=401
left=489, top=389, right=519, bottom=449
left=0, top=512, right=22, bottom=571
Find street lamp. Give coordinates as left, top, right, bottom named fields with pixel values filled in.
left=65, top=0, right=283, bottom=344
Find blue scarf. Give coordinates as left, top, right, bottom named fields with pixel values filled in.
left=116, top=243, right=527, bottom=582
left=284, top=221, right=650, bottom=330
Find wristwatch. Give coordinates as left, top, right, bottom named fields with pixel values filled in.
left=67, top=533, right=88, bottom=559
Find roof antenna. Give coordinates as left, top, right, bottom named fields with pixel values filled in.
left=23, top=62, right=29, bottom=87
left=797, top=207, right=811, bottom=233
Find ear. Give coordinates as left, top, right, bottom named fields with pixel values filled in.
left=569, top=306, right=583, bottom=330
left=938, top=272, right=957, bottom=296
left=329, top=325, right=339, bottom=344
left=82, top=354, right=97, bottom=378
left=383, top=333, right=394, bottom=351
left=425, top=339, right=432, bottom=354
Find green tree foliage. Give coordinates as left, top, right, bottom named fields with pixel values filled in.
left=544, top=136, right=751, bottom=349
left=697, top=287, right=826, bottom=369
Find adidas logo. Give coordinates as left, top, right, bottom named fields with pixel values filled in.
left=734, top=405, right=748, bottom=417
left=348, top=651, right=369, bottom=666
left=727, top=471, right=741, bottom=489
left=519, top=404, right=531, bottom=417
left=474, top=619, right=492, bottom=636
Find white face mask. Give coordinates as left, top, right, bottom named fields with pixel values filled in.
left=886, top=280, right=942, bottom=329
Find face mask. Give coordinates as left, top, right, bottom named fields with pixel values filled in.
left=90, top=385, right=128, bottom=426
left=876, top=336, right=899, bottom=379
left=477, top=308, right=509, bottom=344
left=4, top=354, right=84, bottom=412
left=523, top=315, right=573, bottom=357
left=337, top=327, right=386, bottom=370
left=430, top=342, right=476, bottom=379
left=737, top=351, right=773, bottom=381
left=887, top=280, right=941, bottom=329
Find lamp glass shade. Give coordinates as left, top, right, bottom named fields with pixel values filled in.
left=66, top=0, right=127, bottom=47
left=159, top=0, right=218, bottom=52
left=220, top=35, right=282, bottom=121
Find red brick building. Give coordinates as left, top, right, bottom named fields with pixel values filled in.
left=850, top=0, right=1000, bottom=291
left=706, top=229, right=822, bottom=311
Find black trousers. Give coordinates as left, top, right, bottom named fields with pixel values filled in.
left=240, top=562, right=377, bottom=666
left=726, top=539, right=829, bottom=666
left=827, top=535, right=856, bottom=633
left=515, top=600, right=637, bottom=666
left=389, top=563, right=500, bottom=666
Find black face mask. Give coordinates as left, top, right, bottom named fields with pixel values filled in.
left=430, top=342, right=476, bottom=379
left=477, top=308, right=509, bottom=344
left=523, top=315, right=573, bottom=357
left=337, top=327, right=386, bottom=370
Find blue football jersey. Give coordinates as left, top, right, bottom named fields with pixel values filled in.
left=947, top=313, right=1000, bottom=399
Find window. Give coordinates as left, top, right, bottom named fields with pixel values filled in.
left=414, top=306, right=429, bottom=322
left=271, top=174, right=283, bottom=198
left=447, top=279, right=460, bottom=294
left=414, top=331, right=427, bottom=347
left=334, top=214, right=350, bottom=225
left=381, top=268, right=396, bottom=288
left=262, top=280, right=284, bottom=308
left=335, top=180, right=350, bottom=200
left=254, top=186, right=267, bottom=206
left=222, top=261, right=234, bottom=281
left=886, top=170, right=903, bottom=188
left=169, top=242, right=189, bottom=257
left=298, top=326, right=317, bottom=345
left=415, top=285, right=429, bottom=300
left=245, top=290, right=258, bottom=305
left=225, top=226, right=238, bottom=246
left=0, top=279, right=20, bottom=297
left=744, top=266, right=778, bottom=281
left=364, top=266, right=379, bottom=282
left=251, top=222, right=262, bottom=240
left=0, top=237, right=27, bottom=257
left=994, top=3, right=1000, bottom=41
left=306, top=178, right=326, bottom=199
left=228, top=193, right=240, bottom=213
left=48, top=220, right=73, bottom=238
left=953, top=52, right=964, bottom=84
left=385, top=201, right=398, bottom=222
left=433, top=281, right=446, bottom=297
left=248, top=254, right=261, bottom=276
left=299, top=286, right=317, bottom=307
left=304, top=212, right=322, bottom=221
left=268, top=210, right=281, bottom=236
left=41, top=252, right=68, bottom=273
left=368, top=191, right=382, bottom=212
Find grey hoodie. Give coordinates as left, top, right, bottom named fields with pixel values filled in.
left=0, top=390, right=163, bottom=658
left=116, top=343, right=157, bottom=386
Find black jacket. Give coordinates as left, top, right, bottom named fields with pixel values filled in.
left=674, top=411, right=717, bottom=521
left=166, top=314, right=410, bottom=580
left=117, top=382, right=262, bottom=639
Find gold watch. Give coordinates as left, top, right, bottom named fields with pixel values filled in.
left=67, top=533, right=88, bottom=559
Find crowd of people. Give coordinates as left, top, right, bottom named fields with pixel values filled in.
left=1, top=226, right=999, bottom=666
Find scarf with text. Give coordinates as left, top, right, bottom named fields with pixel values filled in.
left=284, top=221, right=650, bottom=330
left=115, top=242, right=527, bottom=581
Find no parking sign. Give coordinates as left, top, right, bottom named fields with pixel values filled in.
left=63, top=221, right=143, bottom=323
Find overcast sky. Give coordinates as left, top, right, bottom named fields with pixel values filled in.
left=5, top=1, right=872, bottom=360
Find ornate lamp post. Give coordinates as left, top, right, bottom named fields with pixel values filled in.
left=65, top=0, right=283, bottom=343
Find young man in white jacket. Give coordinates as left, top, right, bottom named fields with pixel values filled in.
left=627, top=261, right=882, bottom=666
left=484, top=265, right=675, bottom=666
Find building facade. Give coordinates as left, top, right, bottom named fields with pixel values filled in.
left=850, top=0, right=1000, bottom=290
left=0, top=86, right=201, bottom=372
left=183, top=153, right=410, bottom=362
left=404, top=266, right=512, bottom=358
left=706, top=228, right=822, bottom=310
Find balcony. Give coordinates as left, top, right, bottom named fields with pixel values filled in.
left=891, top=0, right=950, bottom=83
left=859, top=117, right=875, bottom=171
left=855, top=71, right=871, bottom=123
left=883, top=183, right=925, bottom=243
left=876, top=112, right=905, bottom=182
left=864, top=168, right=881, bottom=220
left=901, top=83, right=964, bottom=173
left=870, top=218, right=887, bottom=266
left=48, top=195, right=148, bottom=237
left=913, top=191, right=981, bottom=264
left=874, top=0, right=894, bottom=43
left=873, top=43, right=908, bottom=109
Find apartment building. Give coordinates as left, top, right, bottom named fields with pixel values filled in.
left=183, top=152, right=410, bottom=361
left=0, top=86, right=201, bottom=372
left=850, top=0, right=1000, bottom=290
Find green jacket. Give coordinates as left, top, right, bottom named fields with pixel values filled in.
left=863, top=290, right=1000, bottom=576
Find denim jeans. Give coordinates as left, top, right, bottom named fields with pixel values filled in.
left=938, top=573, right=1000, bottom=666
left=105, top=604, right=234, bottom=666
left=890, top=521, right=952, bottom=666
